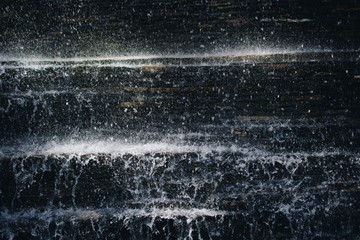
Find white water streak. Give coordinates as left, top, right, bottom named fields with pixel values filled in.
left=1, top=49, right=294, bottom=62
left=0, top=48, right=334, bottom=69
left=260, top=18, right=312, bottom=23
left=1, top=207, right=233, bottom=222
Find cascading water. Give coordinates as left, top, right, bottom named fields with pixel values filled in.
left=1, top=0, right=360, bottom=238
left=1, top=49, right=360, bottom=239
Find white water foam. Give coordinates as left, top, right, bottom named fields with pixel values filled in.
left=1, top=137, right=354, bottom=158
left=38, top=140, right=237, bottom=156
left=120, top=208, right=231, bottom=219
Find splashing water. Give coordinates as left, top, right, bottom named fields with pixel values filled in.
left=1, top=47, right=360, bottom=239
